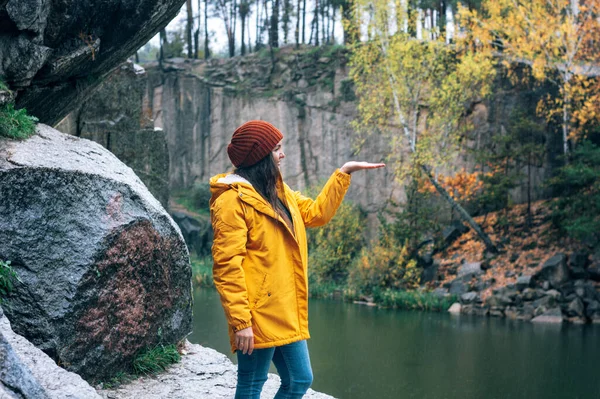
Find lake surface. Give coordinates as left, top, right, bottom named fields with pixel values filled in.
left=188, top=287, right=600, bottom=399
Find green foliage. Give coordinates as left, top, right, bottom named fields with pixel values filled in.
left=0, top=80, right=8, bottom=91
left=550, top=141, right=600, bottom=247
left=0, top=260, right=19, bottom=303
left=100, top=372, right=132, bottom=389
left=0, top=104, right=38, bottom=140
left=136, top=42, right=160, bottom=63
left=133, top=344, right=181, bottom=375
left=173, top=183, right=211, bottom=215
left=191, top=255, right=214, bottom=287
left=307, top=200, right=366, bottom=285
left=348, top=233, right=420, bottom=295
left=475, top=111, right=546, bottom=215
left=383, top=179, right=441, bottom=251
left=374, top=289, right=457, bottom=312
left=339, top=78, right=356, bottom=102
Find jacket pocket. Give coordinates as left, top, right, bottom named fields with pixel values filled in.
left=251, top=273, right=271, bottom=309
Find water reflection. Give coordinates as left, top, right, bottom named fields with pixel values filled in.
left=189, top=287, right=600, bottom=399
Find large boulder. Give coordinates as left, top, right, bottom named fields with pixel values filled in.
left=0, top=125, right=192, bottom=382
left=0, top=0, right=186, bottom=125
left=533, top=253, right=569, bottom=288
left=1, top=306, right=101, bottom=399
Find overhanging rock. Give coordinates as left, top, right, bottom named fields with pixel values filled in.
left=0, top=125, right=192, bottom=382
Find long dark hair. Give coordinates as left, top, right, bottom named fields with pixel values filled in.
left=235, top=154, right=284, bottom=214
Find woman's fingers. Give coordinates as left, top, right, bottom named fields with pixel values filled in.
left=340, top=161, right=386, bottom=174
left=235, top=326, right=254, bottom=355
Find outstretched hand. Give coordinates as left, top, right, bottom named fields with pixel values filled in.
left=340, top=161, right=386, bottom=174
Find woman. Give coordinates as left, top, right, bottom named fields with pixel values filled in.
left=209, top=120, right=384, bottom=398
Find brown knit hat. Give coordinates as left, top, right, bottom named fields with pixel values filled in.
left=227, top=120, right=284, bottom=167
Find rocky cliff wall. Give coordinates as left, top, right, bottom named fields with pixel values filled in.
left=0, top=0, right=185, bottom=125
left=56, top=62, right=170, bottom=208
left=144, top=47, right=554, bottom=216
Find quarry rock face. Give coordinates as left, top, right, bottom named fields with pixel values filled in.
left=0, top=0, right=186, bottom=125
left=56, top=62, right=170, bottom=209
left=0, top=125, right=192, bottom=382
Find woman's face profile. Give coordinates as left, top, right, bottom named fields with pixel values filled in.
left=272, top=141, right=285, bottom=168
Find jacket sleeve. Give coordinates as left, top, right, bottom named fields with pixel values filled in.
left=210, top=192, right=252, bottom=332
left=292, top=169, right=352, bottom=228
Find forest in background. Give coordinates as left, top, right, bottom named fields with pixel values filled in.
left=160, top=0, right=600, bottom=312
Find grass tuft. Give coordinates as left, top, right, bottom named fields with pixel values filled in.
left=0, top=104, right=38, bottom=140
left=132, top=344, right=181, bottom=376
left=0, top=260, right=19, bottom=303
left=191, top=255, right=213, bottom=287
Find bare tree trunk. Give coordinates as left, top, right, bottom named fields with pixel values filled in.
left=159, top=28, right=166, bottom=65
left=314, top=0, right=319, bottom=45
left=331, top=5, right=335, bottom=43
left=295, top=0, right=301, bottom=47
left=421, top=165, right=498, bottom=253
left=302, top=0, right=307, bottom=44
left=186, top=0, right=194, bottom=58
left=204, top=0, right=210, bottom=59
left=241, top=15, right=246, bottom=55
left=562, top=90, right=570, bottom=157
left=270, top=0, right=280, bottom=47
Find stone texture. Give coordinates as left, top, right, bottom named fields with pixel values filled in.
left=531, top=307, right=564, bottom=323
left=447, top=303, right=462, bottom=314
left=533, top=254, right=569, bottom=288
left=143, top=49, right=554, bottom=219
left=0, top=125, right=192, bottom=382
left=457, top=262, right=483, bottom=279
left=56, top=62, right=170, bottom=209
left=516, top=275, right=533, bottom=291
left=98, top=341, right=334, bottom=399
left=170, top=212, right=213, bottom=257
left=0, top=0, right=187, bottom=124
left=1, top=306, right=101, bottom=399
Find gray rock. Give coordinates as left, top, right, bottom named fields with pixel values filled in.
left=486, top=295, right=513, bottom=308
left=170, top=212, right=213, bottom=257
left=566, top=298, right=585, bottom=317
left=517, top=303, right=535, bottom=321
left=533, top=254, right=569, bottom=288
left=449, top=279, right=468, bottom=296
left=522, top=288, right=542, bottom=301
left=0, top=126, right=192, bottom=382
left=568, top=252, right=589, bottom=270
left=460, top=292, right=479, bottom=304
left=98, top=341, right=334, bottom=399
left=586, top=301, right=600, bottom=317
left=448, top=303, right=462, bottom=314
left=531, top=307, right=564, bottom=323
left=1, top=306, right=100, bottom=399
left=56, top=62, right=170, bottom=208
left=588, top=265, right=600, bottom=282
left=442, top=223, right=468, bottom=246
left=457, top=262, right=483, bottom=279
left=517, top=275, right=531, bottom=291
left=1, top=0, right=186, bottom=124
left=504, top=306, right=518, bottom=319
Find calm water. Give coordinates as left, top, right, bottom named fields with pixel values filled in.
left=188, top=287, right=600, bottom=399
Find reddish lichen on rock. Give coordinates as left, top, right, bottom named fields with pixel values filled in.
left=76, top=220, right=186, bottom=359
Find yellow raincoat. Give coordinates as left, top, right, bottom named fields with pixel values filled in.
left=209, top=170, right=351, bottom=352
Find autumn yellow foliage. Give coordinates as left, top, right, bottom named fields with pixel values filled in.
left=459, top=0, right=600, bottom=150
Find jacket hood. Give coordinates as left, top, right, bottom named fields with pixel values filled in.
left=209, top=173, right=254, bottom=203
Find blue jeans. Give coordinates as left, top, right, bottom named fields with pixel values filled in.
left=235, top=340, right=313, bottom=399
